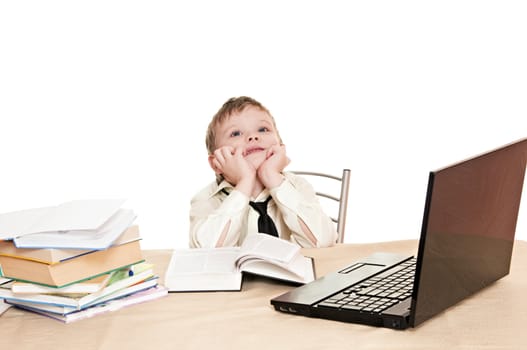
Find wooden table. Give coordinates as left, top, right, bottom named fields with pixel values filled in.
left=1, top=240, right=526, bottom=349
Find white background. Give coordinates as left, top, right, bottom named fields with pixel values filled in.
left=1, top=1, right=526, bottom=249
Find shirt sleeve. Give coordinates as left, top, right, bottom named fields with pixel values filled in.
left=189, top=183, right=250, bottom=248
left=270, top=173, right=338, bottom=248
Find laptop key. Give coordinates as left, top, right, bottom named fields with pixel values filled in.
left=341, top=304, right=362, bottom=311
left=318, top=301, right=342, bottom=309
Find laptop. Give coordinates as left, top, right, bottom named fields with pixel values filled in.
left=271, top=137, right=527, bottom=329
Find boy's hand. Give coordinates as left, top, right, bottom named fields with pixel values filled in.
left=211, top=146, right=256, bottom=194
left=258, top=144, right=290, bottom=188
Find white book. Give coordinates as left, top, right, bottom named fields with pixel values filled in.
left=0, top=266, right=155, bottom=309
left=164, top=233, right=315, bottom=292
left=12, top=208, right=136, bottom=249
left=0, top=199, right=125, bottom=240
left=14, top=285, right=168, bottom=323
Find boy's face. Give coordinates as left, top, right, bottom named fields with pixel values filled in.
left=213, top=106, right=281, bottom=169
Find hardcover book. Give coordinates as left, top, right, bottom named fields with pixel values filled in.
left=0, top=239, right=144, bottom=287
left=9, top=272, right=112, bottom=294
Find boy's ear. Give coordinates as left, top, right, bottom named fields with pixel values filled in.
left=208, top=154, right=223, bottom=175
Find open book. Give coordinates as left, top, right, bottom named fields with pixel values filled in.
left=164, top=234, right=315, bottom=292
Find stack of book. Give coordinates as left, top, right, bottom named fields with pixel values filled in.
left=0, top=199, right=167, bottom=322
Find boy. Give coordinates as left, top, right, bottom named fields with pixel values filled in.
left=189, top=96, right=337, bottom=248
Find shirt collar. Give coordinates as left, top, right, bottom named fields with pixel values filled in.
left=210, top=179, right=271, bottom=201
left=209, top=179, right=233, bottom=198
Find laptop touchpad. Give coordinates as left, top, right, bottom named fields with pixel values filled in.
left=339, top=263, right=385, bottom=274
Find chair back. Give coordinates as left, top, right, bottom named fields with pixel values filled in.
left=290, top=169, right=350, bottom=243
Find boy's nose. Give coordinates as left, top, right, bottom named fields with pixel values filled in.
left=248, top=135, right=259, bottom=142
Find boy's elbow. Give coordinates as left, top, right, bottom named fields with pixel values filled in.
left=188, top=233, right=202, bottom=248
left=314, top=228, right=338, bottom=248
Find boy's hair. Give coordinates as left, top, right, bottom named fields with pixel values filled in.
left=206, top=96, right=281, bottom=155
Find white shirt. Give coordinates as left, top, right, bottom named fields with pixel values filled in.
left=189, top=172, right=338, bottom=248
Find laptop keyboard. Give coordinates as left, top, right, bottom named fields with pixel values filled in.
left=317, top=258, right=416, bottom=314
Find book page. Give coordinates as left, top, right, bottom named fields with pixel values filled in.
left=0, top=199, right=125, bottom=239
left=167, top=248, right=240, bottom=275
left=164, top=248, right=243, bottom=291
left=0, top=277, right=12, bottom=285
left=241, top=255, right=315, bottom=284
left=13, top=209, right=136, bottom=249
left=237, top=234, right=300, bottom=266
left=27, top=199, right=126, bottom=234
left=0, top=207, right=50, bottom=239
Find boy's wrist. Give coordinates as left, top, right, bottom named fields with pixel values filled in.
left=259, top=169, right=285, bottom=190
left=235, top=176, right=256, bottom=197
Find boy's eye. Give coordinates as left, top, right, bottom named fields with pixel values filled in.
left=230, top=130, right=241, bottom=137
left=258, top=127, right=269, bottom=133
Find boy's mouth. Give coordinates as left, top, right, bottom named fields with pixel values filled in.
left=243, top=147, right=265, bottom=157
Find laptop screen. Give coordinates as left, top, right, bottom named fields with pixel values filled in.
left=411, top=138, right=527, bottom=327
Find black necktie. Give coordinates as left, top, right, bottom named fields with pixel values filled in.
left=249, top=197, right=279, bottom=237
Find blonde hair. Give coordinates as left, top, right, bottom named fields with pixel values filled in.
left=206, top=96, right=281, bottom=155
